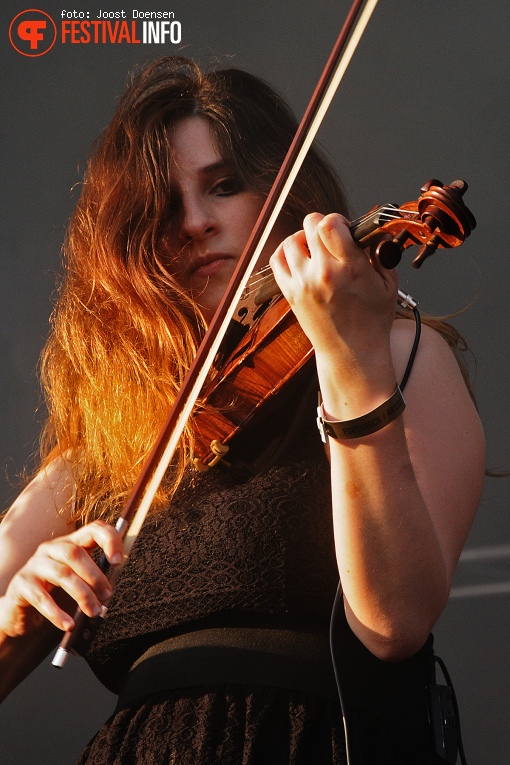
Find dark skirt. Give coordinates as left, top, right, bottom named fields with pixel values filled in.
left=77, top=684, right=447, bottom=765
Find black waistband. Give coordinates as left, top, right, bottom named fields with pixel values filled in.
left=116, top=627, right=339, bottom=711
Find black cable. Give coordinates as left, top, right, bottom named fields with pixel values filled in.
left=400, top=305, right=421, bottom=393
left=434, top=655, right=468, bottom=765
left=329, top=582, right=353, bottom=765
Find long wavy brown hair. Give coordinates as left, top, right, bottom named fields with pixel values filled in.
left=38, top=56, right=470, bottom=525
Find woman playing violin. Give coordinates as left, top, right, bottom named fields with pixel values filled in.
left=0, top=57, right=484, bottom=764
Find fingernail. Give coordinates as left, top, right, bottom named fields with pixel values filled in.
left=111, top=552, right=123, bottom=564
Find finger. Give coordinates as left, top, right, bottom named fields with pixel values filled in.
left=302, top=212, right=328, bottom=260
left=7, top=564, right=93, bottom=634
left=269, top=241, right=290, bottom=277
left=20, top=551, right=110, bottom=621
left=306, top=212, right=364, bottom=265
left=4, top=579, right=74, bottom=634
left=36, top=538, right=114, bottom=602
left=66, top=520, right=124, bottom=565
left=311, top=213, right=398, bottom=298
left=270, top=230, right=307, bottom=279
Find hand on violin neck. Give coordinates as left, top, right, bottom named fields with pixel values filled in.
left=269, top=210, right=398, bottom=361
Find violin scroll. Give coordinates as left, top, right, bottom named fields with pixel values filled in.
left=352, top=179, right=476, bottom=270
left=412, top=179, right=476, bottom=267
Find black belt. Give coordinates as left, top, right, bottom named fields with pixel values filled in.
left=116, top=627, right=339, bottom=710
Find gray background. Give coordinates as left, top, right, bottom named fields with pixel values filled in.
left=1, top=0, right=509, bottom=762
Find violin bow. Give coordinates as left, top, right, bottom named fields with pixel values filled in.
left=53, top=0, right=380, bottom=667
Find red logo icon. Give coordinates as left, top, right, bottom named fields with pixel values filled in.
left=9, top=9, right=57, bottom=56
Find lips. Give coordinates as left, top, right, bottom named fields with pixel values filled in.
left=188, top=253, right=235, bottom=279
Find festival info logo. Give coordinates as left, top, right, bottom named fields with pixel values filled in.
left=9, top=9, right=57, bottom=56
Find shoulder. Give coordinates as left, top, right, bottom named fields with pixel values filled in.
left=16, top=456, right=76, bottom=518
left=389, top=314, right=482, bottom=440
left=390, top=315, right=463, bottom=383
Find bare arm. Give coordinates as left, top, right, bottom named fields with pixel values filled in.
left=0, top=460, right=123, bottom=701
left=271, top=212, right=485, bottom=661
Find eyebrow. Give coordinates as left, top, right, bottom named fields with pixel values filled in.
left=198, top=160, right=233, bottom=177
left=167, top=159, right=237, bottom=199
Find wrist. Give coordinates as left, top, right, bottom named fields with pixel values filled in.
left=317, top=385, right=405, bottom=442
left=314, top=350, right=396, bottom=422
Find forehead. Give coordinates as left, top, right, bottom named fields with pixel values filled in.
left=169, top=116, right=226, bottom=177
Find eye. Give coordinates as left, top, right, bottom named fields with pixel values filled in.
left=211, top=176, right=244, bottom=197
left=166, top=196, right=181, bottom=218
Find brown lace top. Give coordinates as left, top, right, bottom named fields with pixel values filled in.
left=84, top=377, right=339, bottom=693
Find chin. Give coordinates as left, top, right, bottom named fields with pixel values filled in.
left=194, top=294, right=221, bottom=324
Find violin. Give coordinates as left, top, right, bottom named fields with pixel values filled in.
left=192, top=178, right=476, bottom=471
left=52, top=0, right=476, bottom=666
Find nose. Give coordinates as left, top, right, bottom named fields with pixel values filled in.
left=178, top=196, right=217, bottom=243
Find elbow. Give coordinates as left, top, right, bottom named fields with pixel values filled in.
left=366, top=630, right=432, bottom=662
left=373, top=596, right=450, bottom=662
left=345, top=590, right=450, bottom=662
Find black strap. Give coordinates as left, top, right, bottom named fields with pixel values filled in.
left=116, top=627, right=339, bottom=711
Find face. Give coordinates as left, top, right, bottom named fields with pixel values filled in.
left=161, top=116, right=290, bottom=323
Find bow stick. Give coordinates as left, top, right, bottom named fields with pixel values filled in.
left=53, top=0, right=380, bottom=667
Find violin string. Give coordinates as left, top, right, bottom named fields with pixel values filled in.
left=242, top=208, right=420, bottom=299
left=247, top=265, right=273, bottom=285
left=350, top=207, right=418, bottom=226
left=381, top=208, right=418, bottom=216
